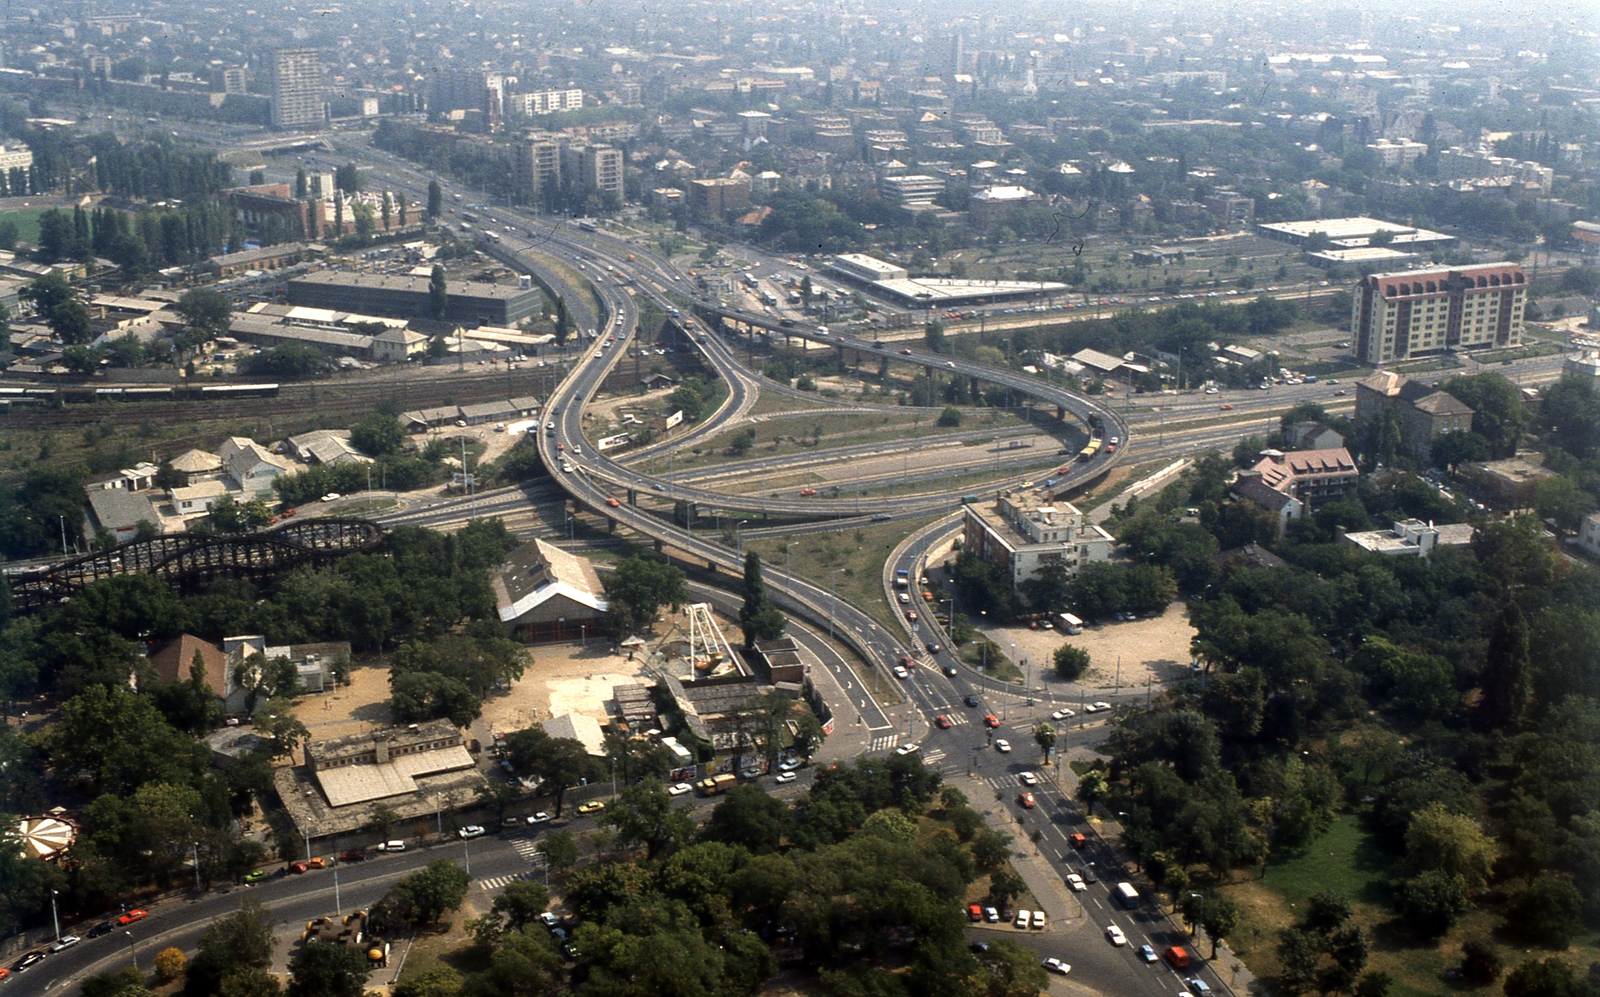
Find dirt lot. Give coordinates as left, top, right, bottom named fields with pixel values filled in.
left=478, top=641, right=653, bottom=736
left=977, top=601, right=1196, bottom=699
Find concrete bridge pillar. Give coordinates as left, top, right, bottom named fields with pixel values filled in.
left=1057, top=405, right=1067, bottom=421
left=627, top=488, right=637, bottom=507
left=654, top=539, right=664, bottom=552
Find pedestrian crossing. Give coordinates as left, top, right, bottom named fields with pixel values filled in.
left=509, top=837, right=543, bottom=862
left=868, top=733, right=900, bottom=752
left=477, top=871, right=532, bottom=892
left=922, top=749, right=947, bottom=764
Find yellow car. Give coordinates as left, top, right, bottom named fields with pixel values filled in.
left=577, top=801, right=606, bottom=815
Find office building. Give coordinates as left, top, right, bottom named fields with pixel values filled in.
left=287, top=271, right=542, bottom=326
left=563, top=144, right=623, bottom=199
left=220, top=67, right=248, bottom=94
left=961, top=486, right=1114, bottom=596
left=688, top=177, right=751, bottom=217
left=506, top=88, right=584, bottom=115
left=268, top=47, right=324, bottom=129
left=1352, top=262, right=1526, bottom=365
left=431, top=68, right=503, bottom=116
left=878, top=173, right=944, bottom=210
left=510, top=137, right=562, bottom=201
left=1233, top=448, right=1359, bottom=522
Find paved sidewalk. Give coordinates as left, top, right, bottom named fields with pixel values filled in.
left=951, top=772, right=1082, bottom=929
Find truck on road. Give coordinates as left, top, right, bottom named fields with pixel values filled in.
left=697, top=773, right=737, bottom=796
left=894, top=569, right=909, bottom=589
left=1115, top=882, right=1141, bottom=909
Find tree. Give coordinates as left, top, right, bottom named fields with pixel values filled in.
left=536, top=830, right=578, bottom=874
left=600, top=783, right=696, bottom=860
left=1460, top=937, right=1505, bottom=984
left=1276, top=928, right=1324, bottom=996
left=1032, top=722, right=1056, bottom=762
left=174, top=287, right=233, bottom=339
left=1503, top=958, right=1583, bottom=997
left=601, top=555, right=688, bottom=638
left=738, top=552, right=786, bottom=648
left=379, top=859, right=471, bottom=928
left=987, top=867, right=1025, bottom=905
left=1430, top=430, right=1489, bottom=470
left=286, top=942, right=368, bottom=997
left=1396, top=869, right=1470, bottom=936
left=1406, top=802, right=1496, bottom=892
left=393, top=967, right=460, bottom=997
left=1353, top=971, right=1392, bottom=997
left=21, top=272, right=93, bottom=344
left=489, top=880, right=552, bottom=933
left=427, top=180, right=443, bottom=220
left=350, top=413, right=404, bottom=458
left=1201, top=893, right=1240, bottom=958
left=1053, top=644, right=1090, bottom=681
left=154, top=947, right=187, bottom=982
left=428, top=265, right=448, bottom=320
left=1477, top=601, right=1530, bottom=732
left=553, top=297, right=572, bottom=349
left=701, top=785, right=793, bottom=854
left=1503, top=873, right=1584, bottom=949
left=1535, top=476, right=1595, bottom=534
left=925, top=321, right=946, bottom=352
left=800, top=275, right=813, bottom=306
left=185, top=898, right=276, bottom=997
left=1443, top=374, right=1531, bottom=459
left=505, top=727, right=602, bottom=817
left=333, top=163, right=360, bottom=195
left=937, top=406, right=962, bottom=427
left=1303, top=890, right=1352, bottom=934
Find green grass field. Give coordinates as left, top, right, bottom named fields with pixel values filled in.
left=0, top=207, right=47, bottom=246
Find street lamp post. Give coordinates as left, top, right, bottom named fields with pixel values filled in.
left=50, top=890, right=59, bottom=942
left=124, top=931, right=136, bottom=970
left=1189, top=892, right=1204, bottom=937
left=435, top=793, right=443, bottom=837
left=734, top=520, right=747, bottom=551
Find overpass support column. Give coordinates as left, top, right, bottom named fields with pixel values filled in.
left=1057, top=405, right=1066, bottom=421
left=608, top=516, right=616, bottom=534
left=627, top=487, right=637, bottom=507
left=654, top=539, right=664, bottom=553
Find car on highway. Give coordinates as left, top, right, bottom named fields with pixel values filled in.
left=1019, top=772, right=1038, bottom=786
left=571, top=446, right=581, bottom=456
left=1106, top=924, right=1127, bottom=946
left=577, top=801, right=606, bottom=815
left=118, top=909, right=148, bottom=926
left=244, top=868, right=271, bottom=883
left=894, top=743, right=919, bottom=756
left=1219, top=403, right=1233, bottom=411
left=321, top=493, right=341, bottom=502
left=995, top=739, right=1012, bottom=753
left=50, top=936, right=81, bottom=953
left=892, top=665, right=909, bottom=679
left=1140, top=943, right=1159, bottom=963
left=933, top=715, right=952, bottom=729
left=1051, top=707, right=1076, bottom=721
left=1066, top=874, right=1086, bottom=892
left=1042, top=958, right=1071, bottom=975
left=605, top=497, right=620, bottom=507
left=775, top=771, right=797, bottom=784
left=526, top=812, right=552, bottom=825
left=1017, top=792, right=1035, bottom=808
left=983, top=714, right=1001, bottom=728
left=905, top=609, right=917, bottom=622
left=12, top=952, right=46, bottom=972
left=945, top=360, right=956, bottom=368
left=1088, top=701, right=1112, bottom=712
left=458, top=825, right=486, bottom=839
left=1187, top=980, right=1213, bottom=996
left=925, top=642, right=940, bottom=654
left=667, top=782, right=693, bottom=796
left=942, top=664, right=958, bottom=677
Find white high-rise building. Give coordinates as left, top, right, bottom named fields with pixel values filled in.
left=269, top=47, right=324, bottom=129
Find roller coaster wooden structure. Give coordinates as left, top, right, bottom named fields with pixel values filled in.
left=5, top=519, right=386, bottom=613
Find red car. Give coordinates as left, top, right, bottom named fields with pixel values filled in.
left=117, top=909, right=148, bottom=926
left=288, top=861, right=309, bottom=874
left=984, top=714, right=1001, bottom=728
left=1018, top=792, right=1036, bottom=809
left=905, top=610, right=917, bottom=622
left=1219, top=403, right=1233, bottom=411
left=799, top=488, right=818, bottom=497
left=934, top=715, right=953, bottom=729
left=605, top=497, right=620, bottom=508
left=281, top=508, right=296, bottom=517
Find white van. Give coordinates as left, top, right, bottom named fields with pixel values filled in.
left=378, top=840, right=406, bottom=853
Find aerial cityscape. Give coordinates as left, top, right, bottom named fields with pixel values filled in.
left=0, top=1, right=1597, bottom=996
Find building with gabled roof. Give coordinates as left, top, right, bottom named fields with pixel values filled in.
left=1354, top=370, right=1475, bottom=464
left=490, top=538, right=608, bottom=641
left=541, top=712, right=606, bottom=757
left=147, top=633, right=240, bottom=711
left=1243, top=448, right=1359, bottom=514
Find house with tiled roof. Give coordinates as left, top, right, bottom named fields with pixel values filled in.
left=1233, top=447, right=1359, bottom=521
left=1354, top=371, right=1475, bottom=464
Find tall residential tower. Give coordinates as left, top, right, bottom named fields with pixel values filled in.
left=269, top=47, right=324, bottom=129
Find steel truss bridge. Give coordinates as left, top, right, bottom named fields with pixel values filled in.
left=6, top=519, right=386, bottom=613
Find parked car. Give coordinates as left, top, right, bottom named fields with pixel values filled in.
left=1042, top=958, right=1071, bottom=975
left=667, top=783, right=693, bottom=796
left=339, top=849, right=367, bottom=862
left=1106, top=924, right=1127, bottom=946
left=289, top=861, right=309, bottom=874
left=117, top=910, right=148, bottom=926
left=577, top=801, right=606, bottom=815
left=775, top=771, right=797, bottom=784
left=244, top=868, right=271, bottom=883
left=526, top=812, right=552, bottom=825
left=1014, top=909, right=1030, bottom=929
left=50, top=937, right=81, bottom=953
left=87, top=922, right=114, bottom=939
left=458, top=825, right=486, bottom=839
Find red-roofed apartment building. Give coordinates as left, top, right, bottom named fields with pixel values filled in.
left=1352, top=262, right=1526, bottom=366
left=1232, top=447, right=1360, bottom=524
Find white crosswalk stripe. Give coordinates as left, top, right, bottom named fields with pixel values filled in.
left=477, top=872, right=531, bottom=891
left=509, top=838, right=544, bottom=861
left=868, top=733, right=901, bottom=752
left=922, top=749, right=947, bottom=764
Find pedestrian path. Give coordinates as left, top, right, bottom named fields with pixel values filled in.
left=477, top=871, right=531, bottom=892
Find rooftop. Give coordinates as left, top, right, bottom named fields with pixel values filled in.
left=290, top=270, right=536, bottom=302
